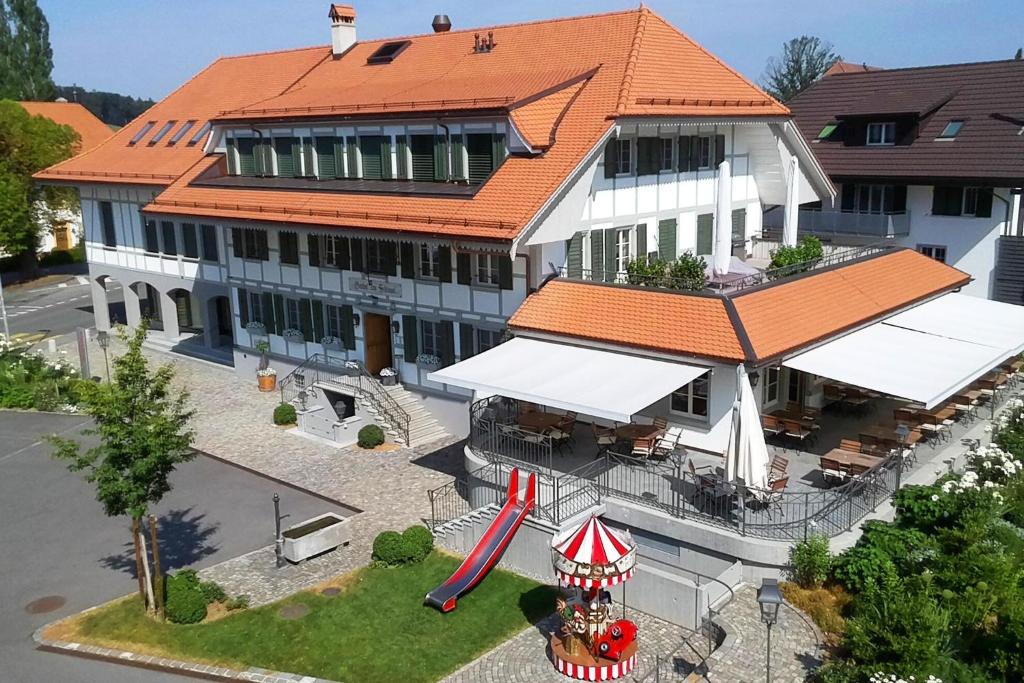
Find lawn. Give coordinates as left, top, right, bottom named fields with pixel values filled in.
left=58, top=552, right=556, bottom=683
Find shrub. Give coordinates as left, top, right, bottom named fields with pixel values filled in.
left=165, top=570, right=207, bottom=624
left=781, top=581, right=851, bottom=639
left=625, top=257, right=667, bottom=285
left=38, top=249, right=77, bottom=267
left=833, top=545, right=900, bottom=594
left=665, top=252, right=708, bottom=291
left=358, top=424, right=385, bottom=449
left=372, top=530, right=418, bottom=566
left=273, top=402, right=297, bottom=426
left=769, top=236, right=824, bottom=272
left=199, top=579, right=227, bottom=604
left=789, top=535, right=832, bottom=588
left=403, top=525, right=434, bottom=562
left=224, top=595, right=250, bottom=611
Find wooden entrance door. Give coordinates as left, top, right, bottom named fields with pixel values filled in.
left=363, top=313, right=392, bottom=375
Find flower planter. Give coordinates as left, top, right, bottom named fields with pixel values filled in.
left=246, top=323, right=267, bottom=337
left=322, top=340, right=343, bottom=352
left=283, top=330, right=305, bottom=343
left=381, top=373, right=398, bottom=386
left=257, top=374, right=277, bottom=392
left=281, top=512, right=352, bottom=563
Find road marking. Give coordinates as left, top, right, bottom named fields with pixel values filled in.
left=0, top=418, right=90, bottom=465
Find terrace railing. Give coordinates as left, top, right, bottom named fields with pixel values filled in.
left=469, top=395, right=554, bottom=476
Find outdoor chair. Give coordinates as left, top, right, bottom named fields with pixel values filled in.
left=688, top=459, right=719, bottom=501
left=786, top=401, right=821, bottom=424
left=769, top=454, right=789, bottom=479
left=592, top=423, right=617, bottom=452
left=782, top=419, right=814, bottom=447
left=762, top=476, right=789, bottom=520
left=519, top=401, right=538, bottom=415
left=839, top=439, right=863, bottom=453
left=631, top=437, right=654, bottom=459
left=761, top=415, right=784, bottom=441
left=653, top=431, right=678, bottom=460
left=819, top=457, right=846, bottom=486
left=653, top=415, right=669, bottom=431
left=549, top=413, right=578, bottom=452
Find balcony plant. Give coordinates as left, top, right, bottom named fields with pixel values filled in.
left=768, top=236, right=824, bottom=275
left=320, top=335, right=342, bottom=352
left=254, top=340, right=276, bottom=392
left=282, top=328, right=304, bottom=342
left=416, top=353, right=441, bottom=371
left=244, top=320, right=267, bottom=336
left=665, top=252, right=708, bottom=291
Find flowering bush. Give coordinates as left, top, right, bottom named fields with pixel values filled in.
left=282, top=328, right=304, bottom=340
left=379, top=367, right=397, bottom=377
left=320, top=335, right=341, bottom=347
left=244, top=321, right=267, bottom=332
left=868, top=674, right=942, bottom=683
left=0, top=335, right=82, bottom=411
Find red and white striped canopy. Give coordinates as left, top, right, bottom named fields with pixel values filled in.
left=552, top=515, right=637, bottom=588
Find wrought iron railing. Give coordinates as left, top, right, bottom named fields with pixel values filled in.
left=426, top=461, right=505, bottom=530
left=469, top=395, right=554, bottom=476
left=278, top=354, right=410, bottom=445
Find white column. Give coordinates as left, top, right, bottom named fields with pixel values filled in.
left=783, top=155, right=800, bottom=247
left=713, top=160, right=732, bottom=276
left=91, top=278, right=111, bottom=332
left=123, top=282, right=142, bottom=330
left=158, top=291, right=180, bottom=339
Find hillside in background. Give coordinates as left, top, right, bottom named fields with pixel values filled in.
left=55, top=86, right=155, bottom=128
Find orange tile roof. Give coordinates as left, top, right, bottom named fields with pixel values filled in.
left=508, top=279, right=746, bottom=362
left=731, top=249, right=971, bottom=361
left=19, top=101, right=113, bottom=152
left=509, top=78, right=590, bottom=150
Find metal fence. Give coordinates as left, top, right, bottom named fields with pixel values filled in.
left=469, top=396, right=554, bottom=475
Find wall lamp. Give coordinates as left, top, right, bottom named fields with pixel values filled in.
left=391, top=320, right=401, bottom=334
left=353, top=313, right=361, bottom=327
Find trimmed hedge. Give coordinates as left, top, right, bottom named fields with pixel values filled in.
left=165, top=570, right=207, bottom=624
left=403, top=525, right=434, bottom=562
left=273, top=403, right=297, bottom=425
left=358, top=424, right=385, bottom=449
left=372, top=527, right=434, bottom=566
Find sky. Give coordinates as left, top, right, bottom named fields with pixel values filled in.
left=41, top=0, right=1024, bottom=101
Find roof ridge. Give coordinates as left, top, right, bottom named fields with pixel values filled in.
left=217, top=44, right=331, bottom=61
left=824, top=57, right=1024, bottom=77
left=615, top=7, right=649, bottom=116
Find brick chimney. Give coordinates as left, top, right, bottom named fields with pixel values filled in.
left=329, top=4, right=356, bottom=57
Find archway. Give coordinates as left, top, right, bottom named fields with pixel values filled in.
left=92, top=274, right=126, bottom=331
left=166, top=288, right=202, bottom=337
left=128, top=282, right=163, bottom=331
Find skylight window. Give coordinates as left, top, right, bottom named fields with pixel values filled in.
left=937, top=119, right=964, bottom=139
left=168, top=120, right=196, bottom=146
left=366, top=40, right=410, bottom=64
left=128, top=121, right=156, bottom=146
left=817, top=122, right=839, bottom=140
left=187, top=121, right=211, bottom=147
left=148, top=120, right=177, bottom=145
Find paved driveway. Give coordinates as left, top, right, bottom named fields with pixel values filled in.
left=0, top=411, right=350, bottom=683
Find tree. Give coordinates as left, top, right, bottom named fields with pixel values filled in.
left=51, top=321, right=196, bottom=614
left=0, top=99, right=79, bottom=271
left=0, top=0, right=57, bottom=101
left=56, top=85, right=155, bottom=127
left=1015, top=47, right=1023, bottom=60
left=761, top=36, right=841, bottom=102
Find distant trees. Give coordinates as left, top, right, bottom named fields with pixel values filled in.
left=56, top=86, right=155, bottom=127
left=0, top=0, right=56, bottom=101
left=1015, top=47, right=1022, bottom=60
left=761, top=36, right=841, bottom=102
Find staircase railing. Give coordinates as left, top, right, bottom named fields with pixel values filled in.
left=279, top=354, right=411, bottom=445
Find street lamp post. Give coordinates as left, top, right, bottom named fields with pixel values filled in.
left=273, top=493, right=284, bottom=568
left=757, top=578, right=783, bottom=683
left=97, top=330, right=111, bottom=381
left=0, top=275, right=9, bottom=341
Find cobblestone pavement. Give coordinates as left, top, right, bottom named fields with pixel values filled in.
left=703, top=584, right=823, bottom=683
left=440, top=606, right=708, bottom=683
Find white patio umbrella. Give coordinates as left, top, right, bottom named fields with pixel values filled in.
left=782, top=155, right=800, bottom=247
left=724, top=365, right=771, bottom=492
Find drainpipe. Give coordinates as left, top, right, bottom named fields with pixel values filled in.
left=436, top=120, right=452, bottom=182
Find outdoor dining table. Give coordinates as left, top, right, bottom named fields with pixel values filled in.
left=770, top=409, right=816, bottom=429
left=976, top=373, right=1008, bottom=390
left=916, top=404, right=956, bottom=424
left=953, top=389, right=983, bottom=403
left=859, top=424, right=922, bottom=447
left=615, top=423, right=663, bottom=440
left=822, top=447, right=883, bottom=470
left=518, top=412, right=563, bottom=431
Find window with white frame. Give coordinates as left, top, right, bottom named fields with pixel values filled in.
left=323, top=235, right=344, bottom=268
left=866, top=122, right=896, bottom=146
left=249, top=293, right=264, bottom=323
left=670, top=375, right=709, bottom=419
left=697, top=135, right=713, bottom=169
left=365, top=239, right=387, bottom=273
left=614, top=228, right=631, bottom=273
left=476, top=328, right=503, bottom=353
left=615, top=139, right=632, bottom=175
left=918, top=244, right=947, bottom=263
left=962, top=187, right=979, bottom=216
left=326, top=304, right=344, bottom=339
left=659, top=137, right=674, bottom=172
left=285, top=298, right=301, bottom=330
left=763, top=367, right=781, bottom=405
left=419, top=243, right=440, bottom=279
left=420, top=319, right=441, bottom=357
left=474, top=253, right=501, bottom=286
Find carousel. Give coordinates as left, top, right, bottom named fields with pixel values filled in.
left=550, top=515, right=639, bottom=680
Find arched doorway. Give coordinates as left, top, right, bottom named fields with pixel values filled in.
left=92, top=274, right=126, bottom=330
left=129, top=282, right=163, bottom=331
left=166, top=288, right=202, bottom=335
left=206, top=295, right=233, bottom=348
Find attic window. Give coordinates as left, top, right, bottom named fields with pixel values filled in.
left=937, top=119, right=964, bottom=139
left=367, top=41, right=410, bottom=64
left=168, top=120, right=196, bottom=146
left=187, top=121, right=211, bottom=147
left=128, top=121, right=156, bottom=146
left=148, top=120, right=176, bottom=145
left=817, top=123, right=839, bottom=140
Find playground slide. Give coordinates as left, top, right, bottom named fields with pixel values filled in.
left=425, top=468, right=536, bottom=612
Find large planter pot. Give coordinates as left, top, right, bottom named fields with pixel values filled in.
left=282, top=512, right=352, bottom=563
left=257, top=374, right=277, bottom=392
left=380, top=374, right=398, bottom=386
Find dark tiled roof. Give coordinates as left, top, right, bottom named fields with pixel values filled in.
left=789, top=59, right=1024, bottom=183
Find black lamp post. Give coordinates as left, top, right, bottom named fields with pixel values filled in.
left=757, top=578, right=783, bottom=683
left=96, top=330, right=111, bottom=381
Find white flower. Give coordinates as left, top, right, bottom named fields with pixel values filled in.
left=931, top=494, right=939, bottom=501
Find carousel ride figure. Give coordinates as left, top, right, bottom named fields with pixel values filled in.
left=550, top=515, right=639, bottom=680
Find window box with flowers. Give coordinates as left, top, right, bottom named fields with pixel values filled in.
left=320, top=335, right=343, bottom=351
left=380, top=366, right=399, bottom=386
left=416, top=353, right=442, bottom=371
left=282, top=328, right=304, bottom=343
left=245, top=321, right=267, bottom=337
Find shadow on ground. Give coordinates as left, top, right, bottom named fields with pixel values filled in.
left=100, top=507, right=219, bottom=577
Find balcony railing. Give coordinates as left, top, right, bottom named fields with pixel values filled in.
left=763, top=207, right=911, bottom=239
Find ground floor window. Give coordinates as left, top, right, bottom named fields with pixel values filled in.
left=476, top=328, right=503, bottom=353
left=326, top=304, right=344, bottom=339
left=420, top=319, right=441, bottom=357
left=670, top=375, right=709, bottom=418
left=249, top=292, right=264, bottom=324
left=285, top=298, right=301, bottom=330
left=918, top=244, right=947, bottom=263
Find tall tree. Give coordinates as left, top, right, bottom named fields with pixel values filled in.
left=51, top=322, right=196, bottom=614
left=1015, top=47, right=1022, bottom=60
left=56, top=85, right=155, bottom=127
left=0, top=99, right=79, bottom=271
left=0, top=0, right=57, bottom=101
left=761, top=36, right=841, bottom=102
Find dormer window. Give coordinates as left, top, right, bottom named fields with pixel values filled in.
left=866, top=122, right=896, bottom=146
left=937, top=119, right=964, bottom=139
left=367, top=41, right=410, bottom=64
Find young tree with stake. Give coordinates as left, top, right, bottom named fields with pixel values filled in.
left=51, top=321, right=195, bottom=614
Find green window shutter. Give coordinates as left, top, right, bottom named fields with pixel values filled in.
left=451, top=133, right=465, bottom=180
left=636, top=225, right=647, bottom=261
left=402, top=315, right=418, bottom=362
left=400, top=242, right=415, bottom=279
left=226, top=137, right=239, bottom=175
left=273, top=294, right=285, bottom=335
left=380, top=137, right=393, bottom=179
left=299, top=299, right=314, bottom=342
left=677, top=136, right=690, bottom=172
left=333, top=139, right=345, bottom=178
left=237, top=287, right=248, bottom=327
left=933, top=186, right=963, bottom=216
left=433, top=134, right=449, bottom=181
left=439, top=320, right=455, bottom=367
left=603, top=228, right=616, bottom=279
left=231, top=227, right=243, bottom=258
left=256, top=140, right=273, bottom=176
left=360, top=136, right=384, bottom=180
left=714, top=134, right=726, bottom=167
left=316, top=137, right=336, bottom=178
left=275, top=137, right=296, bottom=177
left=688, top=137, right=701, bottom=171
left=492, top=133, right=506, bottom=166
left=263, top=292, right=277, bottom=335
left=696, top=214, right=714, bottom=256
left=312, top=300, right=325, bottom=342
left=337, top=236, right=351, bottom=270
left=307, top=233, right=320, bottom=267
left=410, top=134, right=435, bottom=181
left=459, top=323, right=475, bottom=359
left=382, top=240, right=397, bottom=276
left=637, top=138, right=658, bottom=176
left=567, top=231, right=584, bottom=277
left=658, top=219, right=677, bottom=261
left=466, top=133, right=494, bottom=184
left=590, top=230, right=605, bottom=281
left=976, top=189, right=993, bottom=218
left=351, top=238, right=365, bottom=272
left=258, top=229, right=269, bottom=260
left=456, top=252, right=472, bottom=285
left=603, top=138, right=617, bottom=178
left=395, top=135, right=408, bottom=179
left=302, top=141, right=315, bottom=177
left=342, top=305, right=355, bottom=350
left=346, top=137, right=358, bottom=178
left=437, top=245, right=453, bottom=282
left=236, top=138, right=255, bottom=176
left=498, top=254, right=513, bottom=290
left=732, top=208, right=747, bottom=242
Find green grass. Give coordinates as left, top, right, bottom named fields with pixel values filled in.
left=70, top=552, right=556, bottom=683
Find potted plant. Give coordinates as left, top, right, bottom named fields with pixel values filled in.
left=254, top=340, right=277, bottom=392
left=380, top=366, right=398, bottom=386
left=282, top=328, right=304, bottom=342
left=416, top=353, right=441, bottom=371
left=321, top=335, right=343, bottom=352
left=245, top=320, right=267, bottom=337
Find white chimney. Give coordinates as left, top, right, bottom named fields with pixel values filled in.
left=329, top=4, right=357, bottom=57
left=713, top=159, right=733, bottom=276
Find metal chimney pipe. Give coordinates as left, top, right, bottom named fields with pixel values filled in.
left=432, top=14, right=452, bottom=32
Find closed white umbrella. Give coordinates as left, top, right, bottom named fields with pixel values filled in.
left=725, top=365, right=771, bottom=492
left=782, top=155, right=800, bottom=247
left=713, top=160, right=732, bottom=276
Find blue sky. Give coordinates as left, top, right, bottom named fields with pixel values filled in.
left=42, top=0, right=1024, bottom=100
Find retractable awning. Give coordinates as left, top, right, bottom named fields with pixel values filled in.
left=428, top=337, right=709, bottom=422
left=783, top=293, right=1024, bottom=409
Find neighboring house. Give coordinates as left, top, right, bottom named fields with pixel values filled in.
left=35, top=5, right=828, bottom=439
left=19, top=100, right=113, bottom=252
left=822, top=60, right=881, bottom=77
left=770, top=59, right=1024, bottom=303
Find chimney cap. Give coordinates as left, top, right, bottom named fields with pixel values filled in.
left=432, top=14, right=451, bottom=33
left=329, top=4, right=356, bottom=22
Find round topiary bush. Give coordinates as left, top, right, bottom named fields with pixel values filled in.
left=372, top=530, right=414, bottom=566
left=403, top=525, right=434, bottom=562
left=358, top=424, right=385, bottom=449
left=165, top=571, right=208, bottom=624
left=273, top=402, right=297, bottom=426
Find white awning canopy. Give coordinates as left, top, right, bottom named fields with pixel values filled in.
left=784, top=293, right=1024, bottom=409
left=428, top=337, right=709, bottom=422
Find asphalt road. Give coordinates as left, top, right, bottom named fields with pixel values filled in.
left=0, top=411, right=351, bottom=683
left=2, top=274, right=123, bottom=342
